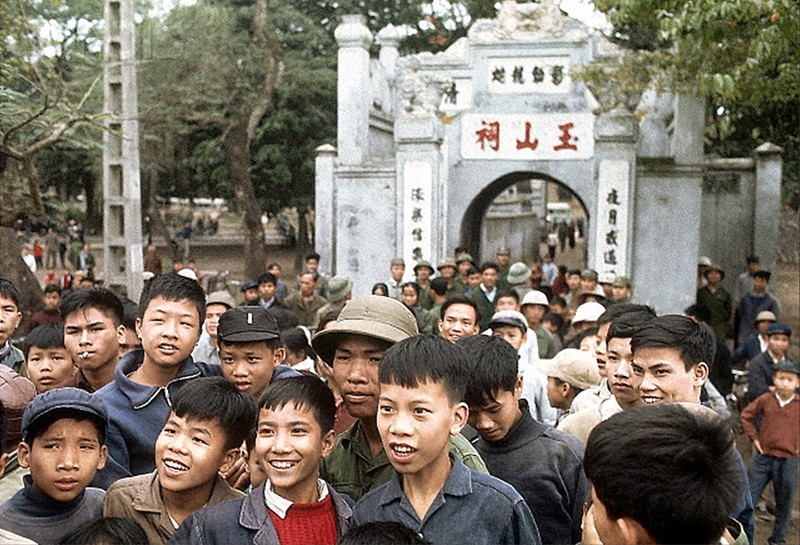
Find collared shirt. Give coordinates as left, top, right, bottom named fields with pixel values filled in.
left=0, top=341, right=25, bottom=375
left=191, top=331, right=220, bottom=366
left=352, top=455, right=541, bottom=545
left=480, top=283, right=497, bottom=303
left=264, top=478, right=329, bottom=519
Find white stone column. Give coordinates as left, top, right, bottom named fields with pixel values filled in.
left=335, top=16, right=372, bottom=166
left=314, top=144, right=337, bottom=275
left=753, top=142, right=783, bottom=272
left=377, top=25, right=400, bottom=75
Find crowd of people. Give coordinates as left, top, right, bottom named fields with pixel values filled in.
left=0, top=242, right=796, bottom=545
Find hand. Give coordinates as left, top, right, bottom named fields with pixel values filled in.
left=753, top=439, right=764, bottom=455
left=220, top=453, right=250, bottom=491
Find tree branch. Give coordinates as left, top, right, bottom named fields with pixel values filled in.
left=2, top=95, right=50, bottom=147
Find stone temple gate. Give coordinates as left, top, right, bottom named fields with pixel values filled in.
left=315, top=1, right=783, bottom=313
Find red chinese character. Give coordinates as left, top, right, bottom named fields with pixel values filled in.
left=516, top=122, right=539, bottom=150
left=476, top=121, right=500, bottom=152
left=553, top=122, right=578, bottom=151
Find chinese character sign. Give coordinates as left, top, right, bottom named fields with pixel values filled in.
left=593, top=160, right=630, bottom=277
left=487, top=57, right=571, bottom=94
left=439, top=78, right=473, bottom=113
left=403, top=161, right=433, bottom=268
left=461, top=113, right=594, bottom=160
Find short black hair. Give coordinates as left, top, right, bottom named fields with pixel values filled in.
left=339, top=522, right=430, bottom=545
left=597, top=303, right=655, bottom=327
left=371, top=283, right=389, bottom=296
left=549, top=295, right=567, bottom=308
left=257, top=272, right=277, bottom=286
left=59, top=288, right=125, bottom=326
left=170, top=377, right=257, bottom=451
left=318, top=310, right=341, bottom=331
left=400, top=281, right=419, bottom=295
left=282, top=327, right=312, bottom=357
left=479, top=262, right=498, bottom=274
left=43, top=284, right=62, bottom=296
left=24, top=323, right=66, bottom=357
left=138, top=273, right=206, bottom=325
left=304, top=252, right=321, bottom=262
left=120, top=297, right=139, bottom=330
left=429, top=277, right=448, bottom=296
left=606, top=308, right=657, bottom=343
left=0, top=277, right=21, bottom=307
left=495, top=289, right=519, bottom=304
left=459, top=335, right=518, bottom=407
left=585, top=404, right=742, bottom=545
left=379, top=335, right=467, bottom=405
left=258, top=375, right=336, bottom=433
left=58, top=517, right=149, bottom=545
left=25, top=407, right=106, bottom=446
left=631, top=314, right=715, bottom=371
left=684, top=304, right=711, bottom=324
left=542, top=312, right=564, bottom=330
left=269, top=307, right=299, bottom=332
left=465, top=266, right=480, bottom=276
left=440, top=294, right=480, bottom=323
left=567, top=268, right=581, bottom=277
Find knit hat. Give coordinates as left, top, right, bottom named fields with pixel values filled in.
left=240, top=280, right=258, bottom=292
left=538, top=349, right=601, bottom=390
left=327, top=276, right=353, bottom=303
left=312, top=295, right=418, bottom=364
left=507, top=262, right=531, bottom=286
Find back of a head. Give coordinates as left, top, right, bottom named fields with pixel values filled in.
left=458, top=335, right=518, bottom=407
left=59, top=288, right=124, bottom=326
left=631, top=314, right=715, bottom=371
left=138, top=273, right=206, bottom=325
left=597, top=303, right=654, bottom=327
left=379, top=336, right=467, bottom=405
left=429, top=277, right=448, bottom=296
left=259, top=375, right=336, bottom=434
left=170, top=377, right=256, bottom=451
left=584, top=404, right=742, bottom=545
left=58, top=517, right=149, bottom=545
left=338, top=522, right=430, bottom=545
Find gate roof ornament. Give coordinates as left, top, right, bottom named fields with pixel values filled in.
left=470, top=0, right=590, bottom=42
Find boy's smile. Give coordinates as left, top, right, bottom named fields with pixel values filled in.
left=255, top=404, right=335, bottom=504
left=378, top=380, right=467, bottom=478
left=18, top=418, right=107, bottom=503
left=631, top=346, right=708, bottom=405
left=137, top=297, right=201, bottom=368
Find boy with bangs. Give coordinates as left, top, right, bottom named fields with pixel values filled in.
left=96, top=274, right=222, bottom=477
left=25, top=323, right=77, bottom=394
left=460, top=335, right=586, bottom=545
left=170, top=375, right=353, bottom=545
left=104, top=377, right=253, bottom=545
left=0, top=388, right=108, bottom=544
left=352, top=335, right=540, bottom=545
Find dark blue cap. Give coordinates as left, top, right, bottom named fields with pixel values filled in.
left=776, top=360, right=799, bottom=376
left=240, top=280, right=258, bottom=292
left=767, top=322, right=792, bottom=337
left=22, top=387, right=108, bottom=440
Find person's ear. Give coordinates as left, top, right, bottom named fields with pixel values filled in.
left=219, top=447, right=241, bottom=475
left=450, top=402, right=468, bottom=436
left=116, top=324, right=127, bottom=345
left=17, top=442, right=31, bottom=469
left=135, top=318, right=142, bottom=338
left=437, top=320, right=444, bottom=334
left=320, top=430, right=336, bottom=459
left=693, top=362, right=710, bottom=386
left=616, top=516, right=658, bottom=545
left=97, top=445, right=108, bottom=470
left=514, top=376, right=523, bottom=400
left=273, top=347, right=286, bottom=366
left=0, top=453, right=8, bottom=476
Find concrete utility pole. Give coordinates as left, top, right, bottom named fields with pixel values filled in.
left=103, top=0, right=144, bottom=300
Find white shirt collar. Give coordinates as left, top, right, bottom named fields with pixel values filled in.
left=263, top=478, right=329, bottom=519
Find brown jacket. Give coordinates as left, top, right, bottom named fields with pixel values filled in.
left=104, top=471, right=244, bottom=545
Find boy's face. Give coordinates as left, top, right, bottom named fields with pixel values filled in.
left=521, top=304, right=546, bottom=328
left=415, top=268, right=430, bottom=282
left=305, top=258, right=319, bottom=272
left=438, top=303, right=479, bottom=343
left=0, top=295, right=22, bottom=346
left=401, top=287, right=418, bottom=307
left=439, top=265, right=455, bottom=280
left=204, top=303, right=228, bottom=338
left=156, top=412, right=237, bottom=496
left=332, top=335, right=387, bottom=419
left=390, top=264, right=405, bottom=283
left=611, top=285, right=629, bottom=301
left=494, top=296, right=519, bottom=312
left=220, top=341, right=284, bottom=399
left=566, top=274, right=581, bottom=291
left=255, top=404, right=335, bottom=504
left=18, top=418, right=107, bottom=502
left=458, top=261, right=471, bottom=276
left=378, top=380, right=467, bottom=478
left=467, top=272, right=482, bottom=289
left=774, top=371, right=800, bottom=397
left=752, top=277, right=767, bottom=294
left=27, top=346, right=76, bottom=394
left=468, top=384, right=522, bottom=443
left=481, top=268, right=498, bottom=291
left=243, top=288, right=260, bottom=305
left=268, top=265, right=282, bottom=278
left=632, top=346, right=708, bottom=405
left=43, top=291, right=61, bottom=311
left=767, top=333, right=789, bottom=357
left=606, top=337, right=641, bottom=407
left=546, top=376, right=569, bottom=409
left=64, top=307, right=125, bottom=373
left=136, top=296, right=201, bottom=369
left=258, top=282, right=276, bottom=302
left=492, top=325, right=526, bottom=352
left=579, top=334, right=599, bottom=358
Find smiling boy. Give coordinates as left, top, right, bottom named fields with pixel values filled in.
left=95, top=274, right=222, bottom=477
left=352, top=335, right=540, bottom=545
left=170, top=376, right=353, bottom=545
left=0, top=388, right=108, bottom=544
left=104, top=377, right=252, bottom=545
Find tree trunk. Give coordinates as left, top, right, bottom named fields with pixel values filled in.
left=21, top=156, right=44, bottom=215
left=222, top=119, right=268, bottom=280
left=0, top=227, right=43, bottom=333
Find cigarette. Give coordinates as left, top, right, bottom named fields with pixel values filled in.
left=80, top=352, right=89, bottom=359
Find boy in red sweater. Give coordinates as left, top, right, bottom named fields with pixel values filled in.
left=741, top=360, right=800, bottom=545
